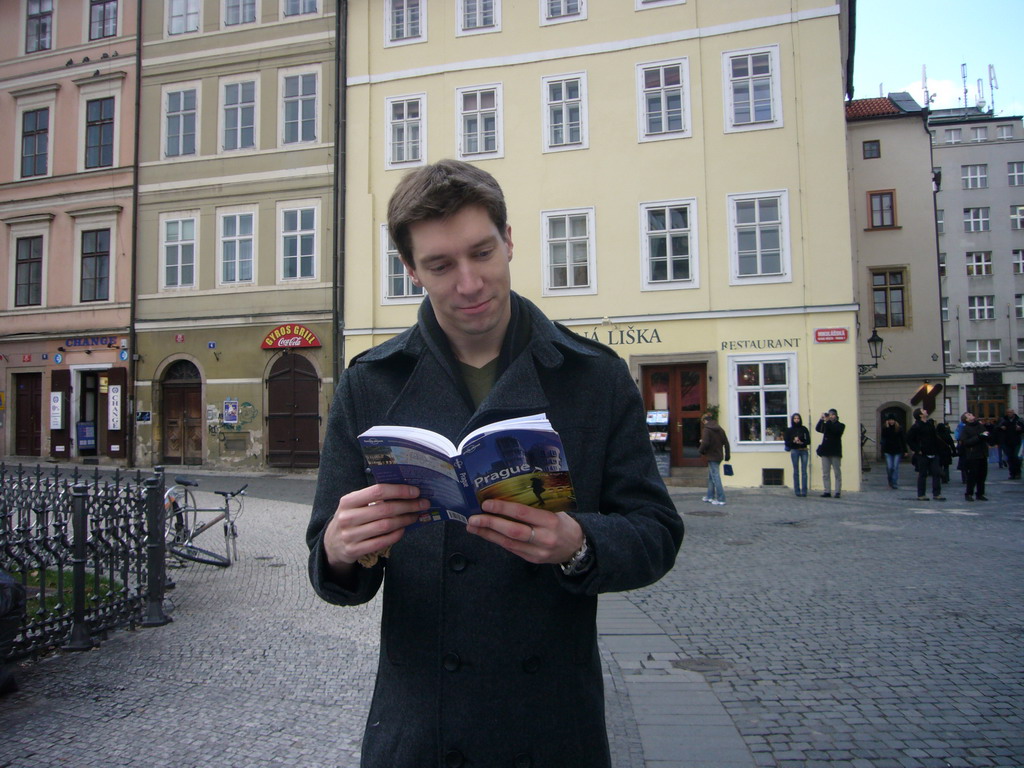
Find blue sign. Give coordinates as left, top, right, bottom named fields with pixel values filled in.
left=119, top=349, right=129, bottom=361
left=76, top=422, right=96, bottom=450
left=54, top=353, right=63, bottom=364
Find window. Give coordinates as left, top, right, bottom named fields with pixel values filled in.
left=962, top=164, right=988, bottom=189
left=967, top=295, right=995, bottom=321
left=872, top=269, right=906, bottom=327
left=90, top=0, right=118, bottom=39
left=1009, top=162, right=1024, bottom=186
left=641, top=199, right=696, bottom=290
left=868, top=191, right=896, bottom=228
left=225, top=0, right=256, bottom=25
left=1011, top=205, right=1024, bottom=231
left=941, top=297, right=948, bottom=322
left=381, top=227, right=423, bottom=303
left=936, top=209, right=944, bottom=235
left=459, top=0, right=498, bottom=34
left=26, top=0, right=52, bottom=53
left=168, top=0, right=200, bottom=34
left=162, top=217, right=197, bottom=288
left=283, top=71, right=317, bottom=144
left=723, top=46, right=782, bottom=132
left=966, top=251, right=992, bottom=277
left=1014, top=250, right=1024, bottom=275
left=944, top=340, right=951, bottom=366
left=1016, top=294, right=1023, bottom=320
left=998, top=124, right=1014, bottom=140
left=85, top=97, right=115, bottom=169
left=728, top=191, right=789, bottom=283
left=21, top=108, right=49, bottom=178
left=386, top=95, right=424, bottom=167
left=963, top=207, right=989, bottom=232
left=945, top=128, right=962, bottom=144
left=965, top=339, right=1000, bottom=364
left=165, top=87, right=197, bottom=157
left=971, top=126, right=988, bottom=143
left=637, top=60, right=689, bottom=141
left=862, top=140, right=880, bottom=159
left=542, top=0, right=585, bottom=24
left=543, top=73, right=587, bottom=151
left=219, top=211, right=255, bottom=284
left=284, top=0, right=317, bottom=16
left=457, top=85, right=502, bottom=159
left=15, top=236, right=43, bottom=307
left=1019, top=338, right=1024, bottom=362
left=387, top=0, right=423, bottom=43
left=938, top=252, right=946, bottom=277
left=80, top=229, right=110, bottom=302
left=733, top=356, right=794, bottom=445
left=281, top=205, right=316, bottom=280
left=223, top=79, right=256, bottom=151
left=542, top=208, right=595, bottom=295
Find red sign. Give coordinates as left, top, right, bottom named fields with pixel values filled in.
left=175, top=334, right=185, bottom=343
left=814, top=328, right=849, bottom=343
left=262, top=324, right=321, bottom=349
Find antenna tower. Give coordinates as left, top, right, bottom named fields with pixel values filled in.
left=989, top=65, right=999, bottom=113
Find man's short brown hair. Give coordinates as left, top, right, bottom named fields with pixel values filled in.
left=387, top=158, right=508, bottom=267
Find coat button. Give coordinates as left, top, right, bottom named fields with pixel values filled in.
left=448, top=553, right=467, bottom=572
left=444, top=749, right=465, bottom=767
left=442, top=652, right=462, bottom=672
left=522, top=655, right=541, bottom=673
left=514, top=753, right=532, bottom=768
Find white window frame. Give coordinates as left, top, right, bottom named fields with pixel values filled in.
left=940, top=297, right=948, bottom=323
left=997, top=124, right=1013, bottom=140
left=13, top=85, right=58, bottom=181
left=640, top=198, right=698, bottom=291
left=219, top=74, right=258, bottom=154
left=636, top=58, right=691, bottom=143
left=277, top=200, right=319, bottom=283
left=1009, top=162, right=1024, bottom=187
left=70, top=210, right=118, bottom=306
left=965, top=339, right=1000, bottom=364
left=385, top=93, right=426, bottom=169
left=636, top=0, right=686, bottom=9
left=727, top=189, right=790, bottom=285
left=1015, top=294, right=1023, bottom=320
left=722, top=45, right=782, bottom=134
left=167, top=0, right=201, bottom=36
left=161, top=81, right=201, bottom=160
left=944, top=340, right=951, bottom=366
left=457, top=0, right=500, bottom=36
left=281, top=0, right=319, bottom=18
left=1011, top=205, right=1024, bottom=231
left=542, top=72, right=588, bottom=153
left=456, top=83, right=503, bottom=160
left=967, top=295, right=995, bottom=321
left=159, top=211, right=199, bottom=291
left=279, top=65, right=321, bottom=147
left=540, top=0, right=586, bottom=26
left=385, top=0, right=425, bottom=47
left=963, top=207, right=989, bottom=232
left=86, top=0, right=121, bottom=42
left=222, top=0, right=257, bottom=28
left=216, top=205, right=258, bottom=287
left=966, top=251, right=992, bottom=277
left=6, top=217, right=51, bottom=310
left=945, top=128, right=962, bottom=144
left=77, top=76, right=123, bottom=173
left=961, top=164, right=988, bottom=189
left=1013, top=249, right=1024, bottom=275
left=728, top=352, right=798, bottom=451
left=541, top=207, right=596, bottom=297
left=971, top=126, right=988, bottom=143
left=936, top=209, right=944, bottom=235
left=380, top=225, right=424, bottom=305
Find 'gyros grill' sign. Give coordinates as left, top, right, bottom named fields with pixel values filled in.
left=261, top=324, right=322, bottom=349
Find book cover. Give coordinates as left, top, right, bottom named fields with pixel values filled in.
left=358, top=414, right=577, bottom=525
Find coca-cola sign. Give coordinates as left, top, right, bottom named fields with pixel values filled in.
left=262, top=324, right=322, bottom=349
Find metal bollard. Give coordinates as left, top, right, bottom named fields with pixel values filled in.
left=142, top=475, right=171, bottom=627
left=65, top=483, right=95, bottom=651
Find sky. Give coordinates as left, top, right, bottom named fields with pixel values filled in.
left=852, top=0, right=1023, bottom=117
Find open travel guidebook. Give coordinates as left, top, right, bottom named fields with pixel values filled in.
left=358, top=413, right=577, bottom=525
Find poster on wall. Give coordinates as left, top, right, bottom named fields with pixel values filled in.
left=108, top=385, right=122, bottom=430
left=50, top=392, right=63, bottom=429
left=223, top=399, right=239, bottom=424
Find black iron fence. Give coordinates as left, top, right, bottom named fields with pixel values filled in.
left=0, top=464, right=171, bottom=663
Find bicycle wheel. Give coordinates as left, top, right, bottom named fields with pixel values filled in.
left=168, top=541, right=231, bottom=567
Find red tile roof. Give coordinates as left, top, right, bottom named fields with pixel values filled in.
left=845, top=97, right=902, bottom=120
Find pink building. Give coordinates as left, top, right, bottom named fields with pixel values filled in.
left=0, top=1, right=138, bottom=464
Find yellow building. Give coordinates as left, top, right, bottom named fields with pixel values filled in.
left=342, top=1, right=860, bottom=489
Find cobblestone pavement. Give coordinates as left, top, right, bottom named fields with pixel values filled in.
left=0, top=465, right=1021, bottom=767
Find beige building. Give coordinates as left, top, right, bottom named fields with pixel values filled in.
left=133, top=0, right=337, bottom=469
left=846, top=93, right=946, bottom=456
left=343, top=0, right=861, bottom=489
left=0, top=0, right=138, bottom=463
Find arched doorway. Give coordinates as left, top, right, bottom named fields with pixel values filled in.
left=162, top=360, right=203, bottom=465
left=267, top=353, right=320, bottom=468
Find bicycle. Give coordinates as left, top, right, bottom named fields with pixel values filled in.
left=163, top=477, right=247, bottom=567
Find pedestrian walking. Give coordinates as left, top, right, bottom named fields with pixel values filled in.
left=815, top=409, right=845, bottom=498
left=906, top=407, right=948, bottom=501
left=995, top=408, right=1023, bottom=479
left=783, top=413, right=811, bottom=496
left=879, top=413, right=908, bottom=490
left=957, top=412, right=993, bottom=501
left=699, top=411, right=730, bottom=506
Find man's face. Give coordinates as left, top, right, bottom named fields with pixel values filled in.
left=1008, top=410, right=1017, bottom=419
left=406, top=204, right=513, bottom=354
left=919, top=409, right=930, bottom=421
left=965, top=412, right=976, bottom=423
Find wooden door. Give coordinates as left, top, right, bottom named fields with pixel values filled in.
left=14, top=372, right=42, bottom=456
left=163, top=385, right=203, bottom=465
left=267, top=354, right=321, bottom=468
left=642, top=364, right=707, bottom=468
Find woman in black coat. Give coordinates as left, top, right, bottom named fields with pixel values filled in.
left=879, top=413, right=908, bottom=490
left=957, top=412, right=994, bottom=500
left=783, top=413, right=811, bottom=496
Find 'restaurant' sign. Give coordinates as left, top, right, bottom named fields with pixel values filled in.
left=261, top=324, right=322, bottom=349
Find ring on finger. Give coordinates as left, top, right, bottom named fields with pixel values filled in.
left=527, top=526, right=536, bottom=544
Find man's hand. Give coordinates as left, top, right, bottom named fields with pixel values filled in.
left=466, top=499, right=584, bottom=565
left=323, top=484, right=427, bottom=577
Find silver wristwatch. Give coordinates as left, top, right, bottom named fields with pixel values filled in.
left=560, top=534, right=594, bottom=576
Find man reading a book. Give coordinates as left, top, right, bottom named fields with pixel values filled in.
left=308, top=159, right=683, bottom=768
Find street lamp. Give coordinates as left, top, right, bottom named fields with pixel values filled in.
left=858, top=328, right=884, bottom=375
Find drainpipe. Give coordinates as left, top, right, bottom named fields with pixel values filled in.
left=126, top=0, right=144, bottom=468
left=332, top=0, right=348, bottom=388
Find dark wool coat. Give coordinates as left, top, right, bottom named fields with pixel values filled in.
left=815, top=418, right=845, bottom=457
left=307, top=295, right=684, bottom=768
left=957, top=421, right=993, bottom=462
